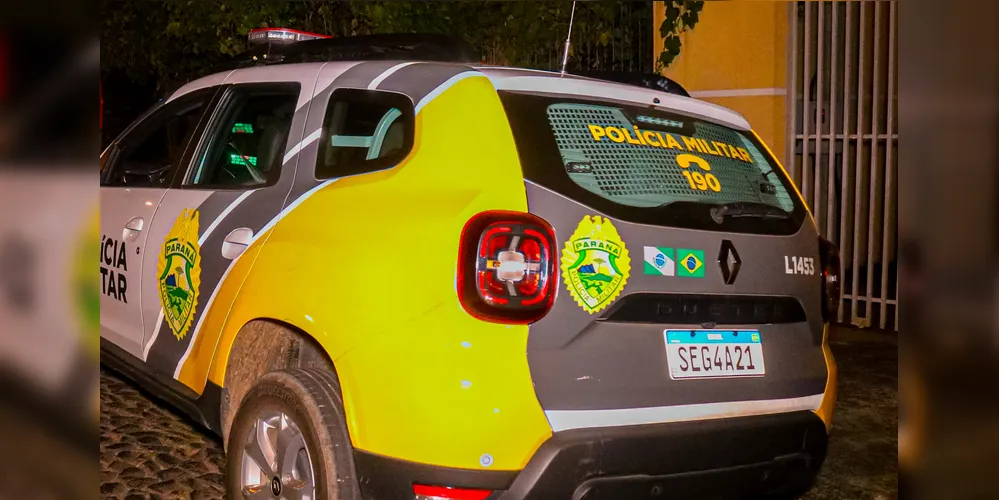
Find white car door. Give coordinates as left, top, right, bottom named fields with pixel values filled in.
left=99, top=87, right=218, bottom=359
left=140, top=80, right=310, bottom=381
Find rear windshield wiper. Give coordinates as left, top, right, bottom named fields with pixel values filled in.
left=708, top=202, right=790, bottom=224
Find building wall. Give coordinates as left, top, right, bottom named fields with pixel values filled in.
left=654, top=1, right=789, bottom=165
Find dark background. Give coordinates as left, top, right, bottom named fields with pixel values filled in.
left=100, top=0, right=655, bottom=145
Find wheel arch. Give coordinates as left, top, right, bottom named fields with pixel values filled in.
left=216, top=317, right=340, bottom=446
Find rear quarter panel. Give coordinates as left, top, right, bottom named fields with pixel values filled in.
left=207, top=73, right=553, bottom=470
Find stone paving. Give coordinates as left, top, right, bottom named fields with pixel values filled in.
left=100, top=373, right=226, bottom=500
left=804, top=335, right=898, bottom=500
left=100, top=334, right=897, bottom=500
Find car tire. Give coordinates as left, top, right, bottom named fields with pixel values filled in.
left=221, top=320, right=336, bottom=446
left=225, top=368, right=360, bottom=500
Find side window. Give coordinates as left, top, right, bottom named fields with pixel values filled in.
left=315, top=89, right=414, bottom=180
left=102, top=88, right=214, bottom=187
left=187, top=84, right=300, bottom=188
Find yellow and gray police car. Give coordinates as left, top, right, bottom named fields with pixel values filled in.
left=100, top=31, right=841, bottom=500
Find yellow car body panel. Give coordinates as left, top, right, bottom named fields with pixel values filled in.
left=175, top=238, right=266, bottom=391
left=335, top=306, right=552, bottom=471
left=816, top=324, right=838, bottom=430
left=193, top=75, right=553, bottom=470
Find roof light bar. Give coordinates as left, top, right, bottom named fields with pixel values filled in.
left=239, top=33, right=480, bottom=67
left=247, top=28, right=331, bottom=46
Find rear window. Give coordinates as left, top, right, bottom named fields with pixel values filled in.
left=315, top=89, right=414, bottom=180
left=500, top=92, right=808, bottom=235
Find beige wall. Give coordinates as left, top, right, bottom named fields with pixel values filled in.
left=654, top=1, right=788, bottom=165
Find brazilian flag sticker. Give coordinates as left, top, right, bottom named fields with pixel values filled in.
left=677, top=249, right=705, bottom=278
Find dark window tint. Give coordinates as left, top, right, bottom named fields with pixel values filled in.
left=499, top=91, right=808, bottom=236
left=315, top=89, right=414, bottom=179
left=543, top=102, right=797, bottom=212
left=188, top=84, right=300, bottom=188
left=102, top=89, right=214, bottom=187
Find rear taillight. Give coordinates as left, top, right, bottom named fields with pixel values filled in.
left=413, top=484, right=493, bottom=500
left=819, top=236, right=842, bottom=322
left=457, top=211, right=557, bottom=324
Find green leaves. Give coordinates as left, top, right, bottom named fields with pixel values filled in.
left=681, top=6, right=701, bottom=30
left=663, top=4, right=681, bottom=34
left=656, top=0, right=704, bottom=72
left=102, top=0, right=662, bottom=91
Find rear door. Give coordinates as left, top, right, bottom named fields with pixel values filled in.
left=99, top=87, right=217, bottom=358
left=140, top=82, right=306, bottom=381
left=499, top=91, right=828, bottom=431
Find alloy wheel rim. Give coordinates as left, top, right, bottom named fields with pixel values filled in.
left=240, top=409, right=316, bottom=500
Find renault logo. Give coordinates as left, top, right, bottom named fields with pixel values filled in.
left=718, top=240, right=741, bottom=285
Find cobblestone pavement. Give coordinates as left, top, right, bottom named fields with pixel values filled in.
left=100, top=373, right=225, bottom=500
left=100, top=334, right=897, bottom=500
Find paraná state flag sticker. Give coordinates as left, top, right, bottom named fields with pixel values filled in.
left=643, top=246, right=675, bottom=276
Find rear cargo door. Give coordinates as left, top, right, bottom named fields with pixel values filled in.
left=500, top=91, right=828, bottom=431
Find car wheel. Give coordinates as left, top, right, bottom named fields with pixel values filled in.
left=225, top=368, right=359, bottom=500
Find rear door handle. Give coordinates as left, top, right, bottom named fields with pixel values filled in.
left=122, top=217, right=144, bottom=242
left=221, top=227, right=254, bottom=260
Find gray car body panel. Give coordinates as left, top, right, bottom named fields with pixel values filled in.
left=523, top=181, right=827, bottom=413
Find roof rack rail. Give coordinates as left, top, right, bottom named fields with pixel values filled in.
left=572, top=71, right=690, bottom=98
left=241, top=33, right=481, bottom=66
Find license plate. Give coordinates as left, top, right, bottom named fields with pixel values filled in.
left=664, top=330, right=766, bottom=380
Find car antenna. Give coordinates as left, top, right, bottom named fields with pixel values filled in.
left=560, top=0, right=578, bottom=76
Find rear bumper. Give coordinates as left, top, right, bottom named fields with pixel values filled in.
left=354, top=410, right=828, bottom=499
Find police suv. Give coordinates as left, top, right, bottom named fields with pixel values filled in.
left=100, top=30, right=841, bottom=500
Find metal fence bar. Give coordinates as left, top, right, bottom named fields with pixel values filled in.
left=865, top=1, right=883, bottom=327
left=787, top=0, right=897, bottom=331
left=836, top=1, right=853, bottom=324
left=786, top=3, right=799, bottom=173
left=801, top=2, right=812, bottom=192
left=892, top=4, right=899, bottom=332
left=850, top=1, right=867, bottom=325
left=843, top=294, right=897, bottom=305
left=794, top=133, right=897, bottom=140
left=813, top=1, right=825, bottom=229
left=881, top=2, right=897, bottom=329
left=826, top=2, right=839, bottom=242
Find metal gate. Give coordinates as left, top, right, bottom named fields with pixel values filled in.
left=786, top=1, right=898, bottom=331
